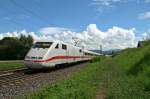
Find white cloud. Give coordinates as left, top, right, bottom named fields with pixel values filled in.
left=91, top=0, right=150, bottom=7
left=0, top=30, right=34, bottom=40
left=3, top=15, right=30, bottom=21
left=141, top=32, right=149, bottom=40
left=90, top=0, right=122, bottom=12
left=91, top=0, right=121, bottom=6
left=39, top=27, right=69, bottom=35
left=148, top=28, right=150, bottom=33
left=91, top=0, right=150, bottom=13
left=0, top=30, right=55, bottom=43
left=44, top=24, right=137, bottom=50
left=145, top=0, right=150, bottom=3
left=0, top=24, right=137, bottom=50
left=140, top=27, right=150, bottom=40
left=142, top=32, right=148, bottom=37
left=138, top=11, right=150, bottom=20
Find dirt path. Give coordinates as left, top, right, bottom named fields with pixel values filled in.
left=95, top=83, right=106, bottom=99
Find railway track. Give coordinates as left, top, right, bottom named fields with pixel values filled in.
left=0, top=67, right=59, bottom=88
left=0, top=68, right=38, bottom=87
left=0, top=67, right=55, bottom=87
left=0, top=73, right=41, bottom=87
left=0, top=67, right=61, bottom=87
left=0, top=62, right=88, bottom=99
left=0, top=68, right=28, bottom=76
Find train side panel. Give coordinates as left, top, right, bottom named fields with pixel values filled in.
left=42, top=42, right=68, bottom=67
left=24, top=41, right=100, bottom=69
left=42, top=43, right=84, bottom=67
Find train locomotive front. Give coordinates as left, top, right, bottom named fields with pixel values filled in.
left=24, top=41, right=54, bottom=69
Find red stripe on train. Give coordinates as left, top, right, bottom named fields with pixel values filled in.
left=29, top=56, right=91, bottom=62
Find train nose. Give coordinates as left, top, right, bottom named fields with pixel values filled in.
left=24, top=56, right=44, bottom=69
left=24, top=60, right=43, bottom=69
left=25, top=56, right=43, bottom=60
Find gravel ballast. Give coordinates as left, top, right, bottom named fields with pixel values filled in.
left=0, top=63, right=88, bottom=99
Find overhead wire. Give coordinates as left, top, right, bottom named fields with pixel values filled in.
left=0, top=3, right=37, bottom=30
left=9, top=0, right=51, bottom=26
left=31, top=0, right=54, bottom=25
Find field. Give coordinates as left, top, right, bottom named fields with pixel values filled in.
left=0, top=60, right=24, bottom=71
left=24, top=41, right=150, bottom=99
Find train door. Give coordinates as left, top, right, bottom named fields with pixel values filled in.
left=73, top=47, right=76, bottom=62
left=52, top=43, right=61, bottom=65
left=66, top=45, right=69, bottom=63
left=62, top=44, right=67, bottom=63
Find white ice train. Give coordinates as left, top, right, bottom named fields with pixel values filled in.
left=24, top=40, right=100, bottom=69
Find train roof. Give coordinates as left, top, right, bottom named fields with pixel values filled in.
left=35, top=40, right=82, bottom=49
left=83, top=50, right=101, bottom=55
left=35, top=40, right=101, bottom=55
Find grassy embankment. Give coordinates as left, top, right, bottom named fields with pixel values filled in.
left=0, top=60, right=24, bottom=71
left=24, top=41, right=150, bottom=99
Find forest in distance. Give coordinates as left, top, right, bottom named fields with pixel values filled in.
left=0, top=35, right=33, bottom=60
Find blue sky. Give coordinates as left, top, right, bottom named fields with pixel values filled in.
left=0, top=0, right=150, bottom=50
left=0, top=0, right=149, bottom=32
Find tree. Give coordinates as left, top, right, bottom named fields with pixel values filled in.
left=0, top=35, right=34, bottom=60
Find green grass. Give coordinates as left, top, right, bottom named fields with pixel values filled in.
left=23, top=57, right=109, bottom=99
left=100, top=59, right=150, bottom=99
left=103, top=41, right=150, bottom=98
left=23, top=41, right=150, bottom=99
left=0, top=60, right=24, bottom=71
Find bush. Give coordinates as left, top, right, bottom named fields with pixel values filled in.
left=90, top=56, right=105, bottom=63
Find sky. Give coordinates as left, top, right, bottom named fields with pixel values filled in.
left=0, top=0, right=150, bottom=50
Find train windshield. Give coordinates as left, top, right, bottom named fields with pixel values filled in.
left=33, top=42, right=53, bottom=48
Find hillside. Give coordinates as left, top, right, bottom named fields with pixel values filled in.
left=102, top=40, right=150, bottom=98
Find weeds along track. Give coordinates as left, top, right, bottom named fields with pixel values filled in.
left=0, top=62, right=88, bottom=99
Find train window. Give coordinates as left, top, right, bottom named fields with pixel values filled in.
left=31, top=56, right=36, bottom=59
left=38, top=57, right=43, bottom=59
left=85, top=52, right=90, bottom=55
left=79, top=49, right=82, bottom=52
left=62, top=44, right=67, bottom=50
left=85, top=53, right=88, bottom=55
left=33, top=42, right=53, bottom=48
left=55, top=44, right=59, bottom=49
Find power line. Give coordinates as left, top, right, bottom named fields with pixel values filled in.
left=0, top=18, right=27, bottom=30
left=9, top=0, right=51, bottom=26
left=31, top=0, right=54, bottom=25
left=0, top=4, right=38, bottom=30
left=7, top=19, right=27, bottom=29
left=32, top=0, right=43, bottom=8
